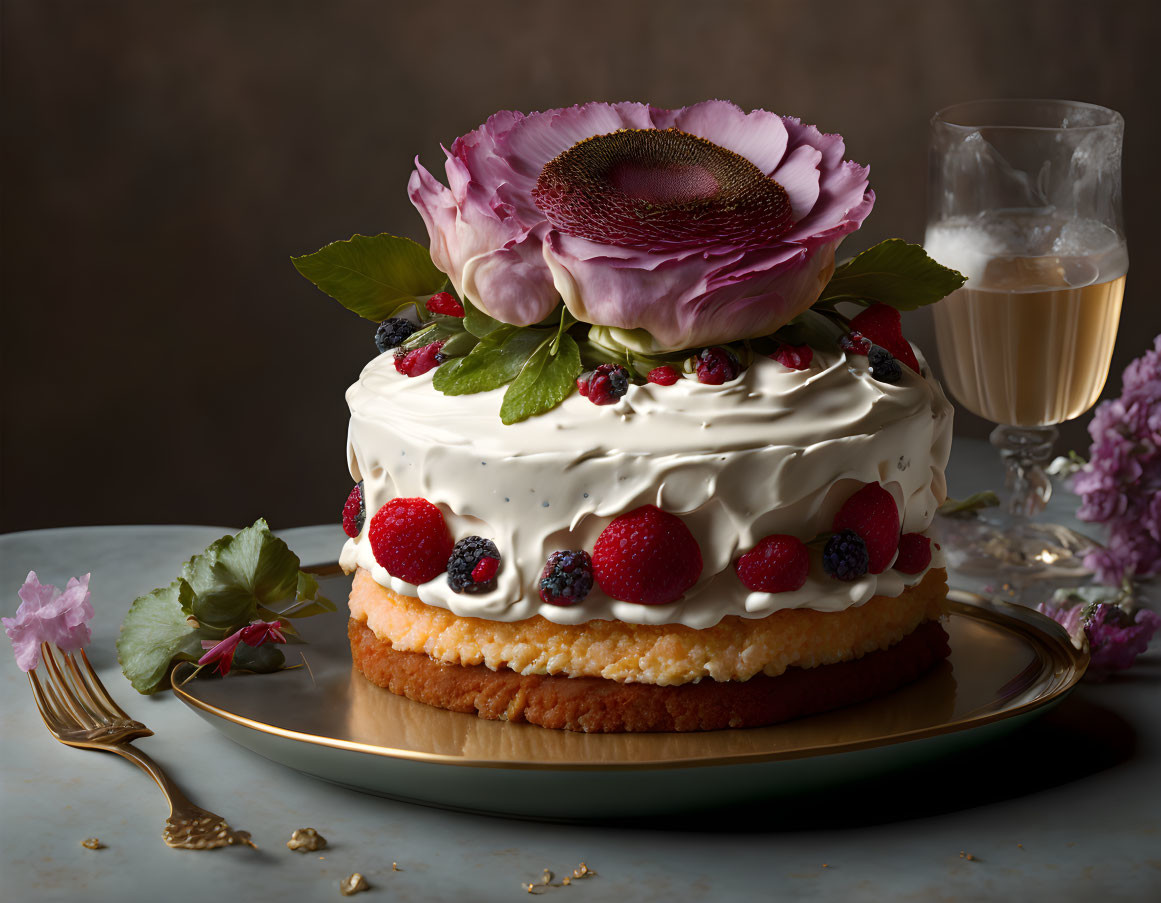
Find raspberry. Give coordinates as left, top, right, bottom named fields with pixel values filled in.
left=592, top=505, right=702, bottom=605
left=425, top=291, right=465, bottom=317
left=446, top=536, right=501, bottom=594
left=832, top=482, right=901, bottom=574
left=538, top=550, right=594, bottom=606
left=695, top=346, right=741, bottom=384
left=647, top=365, right=681, bottom=386
left=341, top=482, right=365, bottom=538
left=369, top=498, right=453, bottom=585
left=839, top=330, right=872, bottom=355
left=895, top=533, right=933, bottom=574
left=394, top=340, right=446, bottom=377
left=868, top=345, right=903, bottom=384
left=771, top=343, right=813, bottom=371
left=823, top=529, right=870, bottom=581
left=577, top=363, right=630, bottom=405
left=735, top=534, right=810, bottom=593
left=375, top=317, right=416, bottom=353
left=850, top=303, right=920, bottom=372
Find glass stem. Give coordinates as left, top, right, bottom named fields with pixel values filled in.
left=990, top=425, right=1058, bottom=518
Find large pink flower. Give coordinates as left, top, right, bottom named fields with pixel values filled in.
left=409, top=101, right=873, bottom=350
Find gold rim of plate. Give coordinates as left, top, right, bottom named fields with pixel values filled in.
left=172, top=570, right=1088, bottom=772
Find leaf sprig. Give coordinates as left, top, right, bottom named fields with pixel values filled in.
left=116, top=519, right=335, bottom=694
left=293, top=235, right=965, bottom=424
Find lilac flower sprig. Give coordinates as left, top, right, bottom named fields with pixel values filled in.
left=1038, top=583, right=1161, bottom=679
left=1072, top=335, right=1161, bottom=584
left=3, top=572, right=95, bottom=672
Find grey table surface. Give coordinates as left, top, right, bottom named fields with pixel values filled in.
left=2, top=439, right=1158, bottom=903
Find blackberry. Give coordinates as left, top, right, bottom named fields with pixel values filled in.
left=868, top=345, right=902, bottom=383
left=446, top=536, right=501, bottom=594
left=696, top=346, right=742, bottom=384
left=823, top=529, right=870, bottom=581
left=375, top=317, right=416, bottom=353
left=577, top=364, right=630, bottom=405
left=539, top=550, right=594, bottom=606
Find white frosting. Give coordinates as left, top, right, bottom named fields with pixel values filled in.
left=340, top=346, right=953, bottom=629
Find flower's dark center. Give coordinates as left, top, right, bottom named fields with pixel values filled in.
left=533, top=128, right=793, bottom=249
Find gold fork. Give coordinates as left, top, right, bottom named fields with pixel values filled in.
left=28, top=642, right=253, bottom=850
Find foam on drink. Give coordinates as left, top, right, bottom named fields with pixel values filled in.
left=925, top=213, right=1126, bottom=426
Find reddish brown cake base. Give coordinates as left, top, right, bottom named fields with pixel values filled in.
left=349, top=617, right=951, bottom=733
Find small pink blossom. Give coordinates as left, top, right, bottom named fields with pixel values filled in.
left=1037, top=591, right=1161, bottom=679
left=198, top=619, right=287, bottom=676
left=3, top=571, right=94, bottom=672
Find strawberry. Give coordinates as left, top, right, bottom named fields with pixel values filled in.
left=592, top=505, right=702, bottom=605
left=895, top=533, right=933, bottom=574
left=735, top=534, right=810, bottom=593
left=849, top=304, right=920, bottom=373
left=341, top=482, right=365, bottom=538
left=425, top=291, right=465, bottom=317
left=832, top=483, right=900, bottom=574
left=369, top=498, right=454, bottom=585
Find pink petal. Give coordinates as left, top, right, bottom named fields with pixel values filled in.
left=671, top=100, right=790, bottom=175
left=771, top=144, right=822, bottom=222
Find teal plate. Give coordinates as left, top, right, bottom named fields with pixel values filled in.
left=173, top=569, right=1087, bottom=819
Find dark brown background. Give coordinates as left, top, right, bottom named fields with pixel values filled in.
left=4, top=0, right=1160, bottom=533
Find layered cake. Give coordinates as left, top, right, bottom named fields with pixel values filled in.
left=299, top=101, right=962, bottom=732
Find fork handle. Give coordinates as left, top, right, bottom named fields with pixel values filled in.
left=109, top=741, right=199, bottom=815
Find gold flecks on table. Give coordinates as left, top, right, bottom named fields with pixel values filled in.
left=959, top=851, right=977, bottom=861
left=80, top=838, right=104, bottom=850
left=339, top=873, right=369, bottom=896
left=287, top=827, right=328, bottom=853
left=392, top=861, right=400, bottom=871
left=523, top=863, right=597, bottom=893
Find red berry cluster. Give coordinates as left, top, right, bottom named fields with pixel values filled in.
left=734, top=481, right=933, bottom=592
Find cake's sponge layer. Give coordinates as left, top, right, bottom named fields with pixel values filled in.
left=349, top=566, right=949, bottom=686
left=349, top=616, right=951, bottom=732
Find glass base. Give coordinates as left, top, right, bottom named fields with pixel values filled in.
left=936, top=516, right=1098, bottom=580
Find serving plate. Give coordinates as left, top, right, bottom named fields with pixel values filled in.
left=173, top=567, right=1087, bottom=819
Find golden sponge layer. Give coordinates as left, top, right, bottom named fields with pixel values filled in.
left=348, top=567, right=949, bottom=687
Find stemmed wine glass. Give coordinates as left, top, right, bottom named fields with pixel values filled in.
left=925, top=99, right=1127, bottom=576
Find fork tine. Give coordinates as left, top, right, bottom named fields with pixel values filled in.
left=41, top=644, right=99, bottom=729
left=76, top=649, right=134, bottom=721
left=28, top=668, right=67, bottom=733
left=64, top=652, right=120, bottom=722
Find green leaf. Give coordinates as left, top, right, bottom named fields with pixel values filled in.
left=116, top=579, right=206, bottom=694
left=462, top=296, right=506, bottom=339
left=433, top=327, right=547, bottom=396
left=500, top=334, right=582, bottom=424
left=438, top=330, right=480, bottom=358
left=774, top=309, right=848, bottom=348
left=180, top=519, right=325, bottom=628
left=817, top=239, right=966, bottom=311
left=399, top=319, right=464, bottom=351
left=231, top=643, right=286, bottom=674
left=262, top=571, right=337, bottom=619
left=291, top=233, right=446, bottom=322
left=550, top=307, right=579, bottom=355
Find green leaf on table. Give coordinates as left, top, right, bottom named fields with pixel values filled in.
left=500, top=334, right=582, bottom=424
left=183, top=519, right=335, bottom=627
left=291, top=233, right=447, bottom=322
left=434, top=327, right=547, bottom=396
left=817, top=239, right=966, bottom=311
left=116, top=578, right=207, bottom=694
